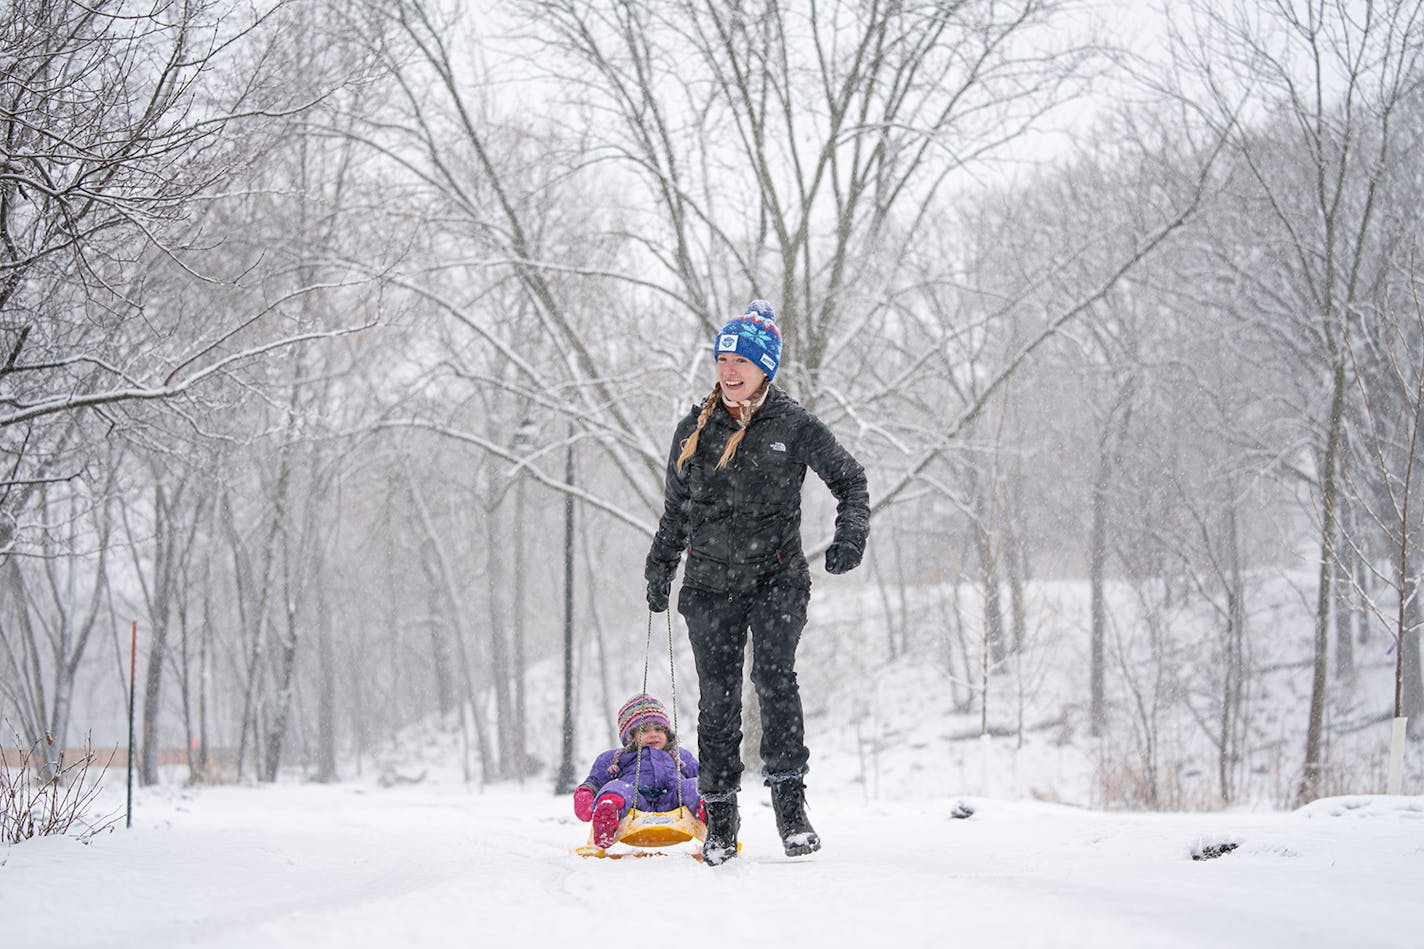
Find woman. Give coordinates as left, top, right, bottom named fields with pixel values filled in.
left=644, top=299, right=870, bottom=866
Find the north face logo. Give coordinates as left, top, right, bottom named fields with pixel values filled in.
left=770, top=442, right=787, bottom=452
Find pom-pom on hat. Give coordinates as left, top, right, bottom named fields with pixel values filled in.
left=617, top=693, right=673, bottom=745
left=714, top=299, right=782, bottom=381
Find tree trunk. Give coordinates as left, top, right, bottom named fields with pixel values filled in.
left=946, top=578, right=975, bottom=714
left=1334, top=498, right=1355, bottom=678
left=484, top=501, right=515, bottom=779
left=1299, top=359, right=1347, bottom=805
left=428, top=612, right=455, bottom=715
left=254, top=348, right=305, bottom=783
left=139, top=605, right=169, bottom=786
left=46, top=675, right=75, bottom=787
left=177, top=581, right=197, bottom=784
left=261, top=610, right=300, bottom=782
left=1403, top=572, right=1424, bottom=741
left=512, top=475, right=528, bottom=774
left=970, top=470, right=1005, bottom=665
left=408, top=472, right=493, bottom=784
left=315, top=578, right=337, bottom=783
left=135, top=480, right=202, bottom=786
left=233, top=473, right=283, bottom=783
left=198, top=585, right=213, bottom=782
left=1007, top=522, right=1027, bottom=655
left=1089, top=452, right=1110, bottom=738
left=1219, top=502, right=1247, bottom=804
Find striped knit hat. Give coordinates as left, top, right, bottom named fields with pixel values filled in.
left=617, top=694, right=672, bottom=745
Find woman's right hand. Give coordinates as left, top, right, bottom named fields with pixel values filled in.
left=646, top=576, right=671, bottom=612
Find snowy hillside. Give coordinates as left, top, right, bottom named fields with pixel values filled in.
left=476, top=570, right=1423, bottom=813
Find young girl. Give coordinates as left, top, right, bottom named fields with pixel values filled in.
left=571, top=694, right=703, bottom=849
left=643, top=299, right=870, bottom=865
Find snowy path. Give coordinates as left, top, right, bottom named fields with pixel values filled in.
left=3, top=782, right=1421, bottom=948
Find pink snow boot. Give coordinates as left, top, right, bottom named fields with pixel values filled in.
left=592, top=795, right=624, bottom=849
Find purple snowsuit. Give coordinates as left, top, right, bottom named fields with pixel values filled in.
left=578, top=745, right=701, bottom=819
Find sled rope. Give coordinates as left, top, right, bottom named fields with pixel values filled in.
left=633, top=609, right=685, bottom=811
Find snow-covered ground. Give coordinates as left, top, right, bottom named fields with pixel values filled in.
left=6, top=566, right=1422, bottom=947
left=4, top=776, right=1422, bottom=948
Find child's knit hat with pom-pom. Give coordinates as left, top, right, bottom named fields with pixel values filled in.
left=617, top=693, right=673, bottom=745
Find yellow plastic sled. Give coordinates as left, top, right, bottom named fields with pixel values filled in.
left=577, top=805, right=738, bottom=860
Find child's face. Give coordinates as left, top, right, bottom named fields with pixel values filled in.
left=637, top=725, right=668, bottom=749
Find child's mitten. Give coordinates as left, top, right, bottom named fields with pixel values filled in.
left=573, top=786, right=595, bottom=821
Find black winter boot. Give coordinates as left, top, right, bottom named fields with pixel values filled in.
left=770, top=779, right=820, bottom=856
left=702, top=796, right=740, bottom=866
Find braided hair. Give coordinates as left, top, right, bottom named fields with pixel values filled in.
left=675, top=378, right=770, bottom=472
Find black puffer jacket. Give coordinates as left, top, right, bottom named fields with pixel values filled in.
left=645, top=386, right=870, bottom=595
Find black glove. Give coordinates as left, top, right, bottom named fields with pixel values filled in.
left=647, top=575, right=672, bottom=613
left=824, top=542, right=862, bottom=575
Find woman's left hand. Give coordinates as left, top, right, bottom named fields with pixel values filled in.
left=825, top=541, right=861, bottom=574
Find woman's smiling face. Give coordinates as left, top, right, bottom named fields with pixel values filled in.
left=717, top=353, right=767, bottom=400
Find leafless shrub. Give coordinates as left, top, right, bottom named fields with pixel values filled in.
left=0, top=734, right=120, bottom=845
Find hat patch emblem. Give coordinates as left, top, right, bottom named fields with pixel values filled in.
left=760, top=354, right=777, bottom=371
left=718, top=334, right=739, bottom=352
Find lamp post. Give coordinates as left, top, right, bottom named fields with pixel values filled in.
left=554, top=420, right=578, bottom=794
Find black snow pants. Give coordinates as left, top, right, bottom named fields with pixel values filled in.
left=679, top=572, right=811, bottom=798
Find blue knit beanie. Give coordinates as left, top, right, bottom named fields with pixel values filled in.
left=714, top=299, right=782, bottom=381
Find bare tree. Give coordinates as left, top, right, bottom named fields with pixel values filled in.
left=0, top=1, right=363, bottom=511
left=1167, top=0, right=1424, bottom=804
left=1342, top=261, right=1424, bottom=774
left=118, top=463, right=205, bottom=785
left=0, top=462, right=117, bottom=779
left=520, top=1, right=1104, bottom=393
